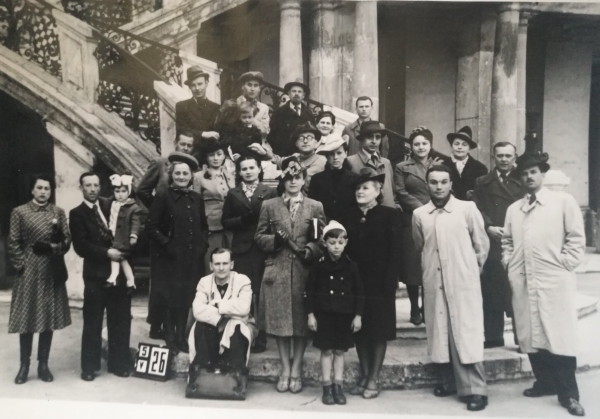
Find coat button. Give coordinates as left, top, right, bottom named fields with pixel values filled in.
left=340, top=277, right=343, bottom=280
left=330, top=275, right=334, bottom=280
left=330, top=290, right=334, bottom=294
left=341, top=292, right=344, bottom=296
left=187, top=205, right=191, bottom=209
left=189, top=217, right=193, bottom=222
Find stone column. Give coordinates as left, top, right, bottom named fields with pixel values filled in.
left=154, top=81, right=190, bottom=156
left=353, top=1, right=379, bottom=119
left=516, top=11, right=531, bottom=153
left=490, top=3, right=520, bottom=145
left=279, top=0, right=304, bottom=85
left=52, top=8, right=99, bottom=103
left=46, top=122, right=95, bottom=301
left=309, top=0, right=340, bottom=106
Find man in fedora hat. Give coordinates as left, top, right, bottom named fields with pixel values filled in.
left=342, top=96, right=389, bottom=158
left=176, top=66, right=220, bottom=147
left=346, top=121, right=396, bottom=208
left=236, top=71, right=270, bottom=137
left=502, top=151, right=586, bottom=416
left=446, top=126, right=488, bottom=200
left=267, top=80, right=315, bottom=157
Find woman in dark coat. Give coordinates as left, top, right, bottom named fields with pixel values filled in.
left=393, top=126, right=449, bottom=325
left=308, top=135, right=359, bottom=221
left=339, top=167, right=402, bottom=399
left=146, top=153, right=208, bottom=353
left=446, top=126, right=488, bottom=200
left=221, top=155, right=277, bottom=353
left=8, top=174, right=71, bottom=384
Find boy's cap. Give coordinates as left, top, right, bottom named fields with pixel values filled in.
left=322, top=220, right=346, bottom=238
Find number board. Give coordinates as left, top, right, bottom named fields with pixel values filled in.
left=134, top=342, right=172, bottom=381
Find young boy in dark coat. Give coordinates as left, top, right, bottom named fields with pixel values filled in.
left=306, top=220, right=365, bottom=406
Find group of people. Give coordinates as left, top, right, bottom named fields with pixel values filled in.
left=5, top=64, right=586, bottom=417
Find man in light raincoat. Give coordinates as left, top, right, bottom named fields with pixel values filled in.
left=502, top=151, right=586, bottom=417
left=413, top=165, right=490, bottom=412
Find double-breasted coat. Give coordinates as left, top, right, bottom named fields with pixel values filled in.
left=267, top=102, right=315, bottom=157
left=449, top=156, right=488, bottom=200
left=254, top=196, right=326, bottom=337
left=339, top=204, right=402, bottom=341
left=146, top=187, right=209, bottom=309
left=502, top=188, right=585, bottom=356
left=307, top=165, right=359, bottom=222
left=412, top=196, right=489, bottom=364
left=472, top=170, right=524, bottom=313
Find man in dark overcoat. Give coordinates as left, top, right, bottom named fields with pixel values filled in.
left=472, top=142, right=524, bottom=348
left=69, top=172, right=132, bottom=381
left=175, top=66, right=220, bottom=161
left=267, top=81, right=315, bottom=157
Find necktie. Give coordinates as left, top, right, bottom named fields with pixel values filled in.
left=92, top=204, right=112, bottom=242
left=500, top=173, right=507, bottom=183
left=529, top=194, right=536, bottom=205
left=294, top=105, right=301, bottom=116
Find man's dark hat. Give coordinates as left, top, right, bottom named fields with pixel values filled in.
left=357, top=121, right=386, bottom=140
left=184, top=65, right=209, bottom=86
left=168, top=151, right=199, bottom=172
left=291, top=122, right=322, bottom=143
left=238, top=71, right=264, bottom=84
left=284, top=81, right=310, bottom=96
left=200, top=138, right=228, bottom=156
left=447, top=126, right=477, bottom=149
left=515, top=150, right=550, bottom=173
left=353, top=167, right=385, bottom=187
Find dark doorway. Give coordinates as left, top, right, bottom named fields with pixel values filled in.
left=0, top=90, right=55, bottom=288
left=588, top=61, right=600, bottom=213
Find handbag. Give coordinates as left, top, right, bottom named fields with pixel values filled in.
left=49, top=211, right=68, bottom=286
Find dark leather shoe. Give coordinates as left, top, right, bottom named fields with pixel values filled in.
left=433, top=385, right=457, bottom=397
left=38, top=362, right=54, bottom=382
left=81, top=371, right=95, bottom=381
left=322, top=385, right=335, bottom=405
left=108, top=368, right=130, bottom=378
left=467, top=395, right=488, bottom=411
left=14, top=363, right=29, bottom=385
left=251, top=343, right=266, bottom=354
left=561, top=398, right=585, bottom=416
left=523, top=386, right=557, bottom=397
left=409, top=312, right=423, bottom=326
left=332, top=384, right=347, bottom=405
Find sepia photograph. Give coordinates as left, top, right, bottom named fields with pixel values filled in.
left=0, top=0, right=599, bottom=417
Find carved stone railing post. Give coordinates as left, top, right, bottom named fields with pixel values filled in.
left=154, top=80, right=189, bottom=156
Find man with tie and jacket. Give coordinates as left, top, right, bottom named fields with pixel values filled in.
left=267, top=81, right=315, bottom=157
left=69, top=172, right=132, bottom=381
left=472, top=142, right=524, bottom=348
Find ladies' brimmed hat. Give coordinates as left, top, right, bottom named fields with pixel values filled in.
left=238, top=71, right=264, bottom=84
left=447, top=126, right=477, bottom=149
left=515, top=150, right=550, bottom=173
left=168, top=151, right=199, bottom=172
left=279, top=156, right=306, bottom=179
left=200, top=138, right=228, bottom=156
left=316, top=134, right=346, bottom=155
left=291, top=122, right=322, bottom=142
left=322, top=220, right=347, bottom=238
left=284, top=81, right=310, bottom=96
left=184, top=66, right=210, bottom=86
left=353, top=167, right=385, bottom=187
left=357, top=121, right=386, bottom=140
left=409, top=126, right=433, bottom=143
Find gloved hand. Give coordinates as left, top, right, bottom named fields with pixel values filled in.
left=32, top=241, right=53, bottom=255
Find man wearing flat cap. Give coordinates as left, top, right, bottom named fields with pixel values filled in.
left=502, top=151, right=586, bottom=417
left=176, top=66, right=220, bottom=152
left=267, top=81, right=315, bottom=157
left=346, top=121, right=396, bottom=208
left=236, top=71, right=270, bottom=138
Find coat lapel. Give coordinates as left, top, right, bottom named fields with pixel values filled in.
left=230, top=186, right=252, bottom=210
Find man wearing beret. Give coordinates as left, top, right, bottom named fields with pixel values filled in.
left=267, top=81, right=315, bottom=157
left=502, top=151, right=586, bottom=417
left=176, top=66, right=220, bottom=151
left=236, top=71, right=270, bottom=138
left=342, top=96, right=389, bottom=157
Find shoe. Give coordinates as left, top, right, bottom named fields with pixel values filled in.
left=251, top=343, right=267, bottom=354
left=484, top=339, right=504, bottom=349
left=289, top=376, right=303, bottom=393
left=80, top=371, right=95, bottom=381
left=433, top=385, right=457, bottom=397
left=332, top=383, right=347, bottom=405
left=322, top=385, right=335, bottom=405
left=466, top=395, right=488, bottom=411
left=349, top=377, right=367, bottom=395
left=104, top=281, right=116, bottom=288
left=276, top=375, right=290, bottom=392
left=561, top=398, right=585, bottom=416
left=109, top=369, right=130, bottom=378
left=126, top=286, right=136, bottom=296
left=149, top=328, right=165, bottom=340
left=37, top=361, right=54, bottom=382
left=409, top=312, right=423, bottom=326
left=523, top=386, right=557, bottom=397
left=14, top=363, right=29, bottom=385
left=177, top=339, right=189, bottom=354
left=362, top=383, right=380, bottom=399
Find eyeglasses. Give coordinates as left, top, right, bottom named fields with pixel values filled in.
left=297, top=135, right=316, bottom=142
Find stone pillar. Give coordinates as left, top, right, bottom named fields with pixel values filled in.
left=279, top=0, right=304, bottom=85
left=543, top=42, right=593, bottom=206
left=46, top=122, right=95, bottom=300
left=490, top=3, right=520, bottom=146
left=352, top=1, right=379, bottom=118
left=516, top=11, right=531, bottom=153
left=154, top=81, right=190, bottom=156
left=309, top=1, right=340, bottom=107
left=52, top=8, right=99, bottom=103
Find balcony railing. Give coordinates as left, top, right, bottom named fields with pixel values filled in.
left=61, top=0, right=161, bottom=28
